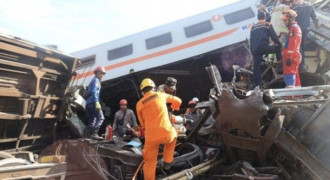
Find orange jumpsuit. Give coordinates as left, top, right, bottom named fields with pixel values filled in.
left=136, top=91, right=182, bottom=180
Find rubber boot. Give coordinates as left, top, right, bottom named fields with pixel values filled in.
left=162, top=162, right=172, bottom=170
left=91, top=127, right=103, bottom=140
left=84, top=127, right=93, bottom=138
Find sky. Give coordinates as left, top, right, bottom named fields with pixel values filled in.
left=0, top=0, right=239, bottom=54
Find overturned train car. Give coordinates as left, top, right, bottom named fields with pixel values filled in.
left=0, top=33, right=78, bottom=179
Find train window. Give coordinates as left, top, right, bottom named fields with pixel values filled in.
left=184, top=20, right=213, bottom=38
left=223, top=8, right=255, bottom=25
left=76, top=55, right=95, bottom=70
left=146, top=32, right=172, bottom=50
left=108, top=44, right=133, bottom=61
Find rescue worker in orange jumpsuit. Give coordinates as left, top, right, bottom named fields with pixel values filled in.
left=281, top=9, right=302, bottom=88
left=136, top=78, right=182, bottom=180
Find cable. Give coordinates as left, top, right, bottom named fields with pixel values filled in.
left=132, top=160, right=144, bottom=180
left=82, top=145, right=119, bottom=180
left=82, top=150, right=108, bottom=179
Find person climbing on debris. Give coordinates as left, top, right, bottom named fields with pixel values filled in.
left=113, top=99, right=138, bottom=137
left=157, top=77, right=177, bottom=95
left=85, top=66, right=106, bottom=140
left=136, top=78, right=182, bottom=180
left=281, top=9, right=302, bottom=88
left=250, top=11, right=282, bottom=88
left=292, top=0, right=319, bottom=72
left=157, top=77, right=179, bottom=123
left=184, top=100, right=202, bottom=130
left=185, top=97, right=201, bottom=115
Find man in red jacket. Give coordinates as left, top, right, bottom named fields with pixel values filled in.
left=281, top=9, right=302, bottom=88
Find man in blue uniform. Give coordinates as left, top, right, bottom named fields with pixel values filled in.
left=292, top=0, right=319, bottom=71
left=85, top=66, right=106, bottom=139
left=250, top=11, right=282, bottom=88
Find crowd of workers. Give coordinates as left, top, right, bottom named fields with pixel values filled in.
left=82, top=0, right=319, bottom=179
left=84, top=67, right=201, bottom=179
left=250, top=0, right=318, bottom=88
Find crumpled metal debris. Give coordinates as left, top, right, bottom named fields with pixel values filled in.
left=212, top=161, right=279, bottom=179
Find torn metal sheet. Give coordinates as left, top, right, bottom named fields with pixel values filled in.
left=0, top=162, right=67, bottom=180
left=218, top=87, right=268, bottom=139
left=265, top=85, right=330, bottom=97
left=275, top=131, right=330, bottom=179
left=212, top=161, right=279, bottom=180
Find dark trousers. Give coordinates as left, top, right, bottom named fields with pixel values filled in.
left=300, top=29, right=309, bottom=67
left=253, top=45, right=282, bottom=86
left=86, top=103, right=105, bottom=134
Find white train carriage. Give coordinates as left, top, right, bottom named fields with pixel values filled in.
left=71, top=0, right=258, bottom=86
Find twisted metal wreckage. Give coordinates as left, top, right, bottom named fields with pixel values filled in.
left=58, top=65, right=329, bottom=180
left=0, top=35, right=329, bottom=179
left=1, top=0, right=330, bottom=179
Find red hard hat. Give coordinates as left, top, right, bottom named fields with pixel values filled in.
left=119, top=99, right=128, bottom=105
left=94, top=66, right=106, bottom=74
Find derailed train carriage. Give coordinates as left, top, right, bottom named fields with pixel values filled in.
left=71, top=65, right=330, bottom=180
left=0, top=0, right=330, bottom=179
left=0, top=33, right=78, bottom=179
left=65, top=0, right=330, bottom=179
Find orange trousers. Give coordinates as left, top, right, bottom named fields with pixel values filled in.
left=143, top=136, right=177, bottom=180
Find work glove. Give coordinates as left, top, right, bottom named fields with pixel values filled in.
left=170, top=102, right=180, bottom=111
left=95, top=101, right=101, bottom=112
left=286, top=59, right=292, bottom=67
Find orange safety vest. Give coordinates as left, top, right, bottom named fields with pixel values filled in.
left=136, top=91, right=181, bottom=142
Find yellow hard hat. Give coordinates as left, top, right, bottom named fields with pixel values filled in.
left=140, top=78, right=155, bottom=90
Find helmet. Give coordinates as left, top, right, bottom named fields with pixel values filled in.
left=119, top=99, right=127, bottom=105
left=192, top=97, right=199, bottom=102
left=94, top=66, right=106, bottom=74
left=282, top=9, right=297, bottom=21
left=140, top=78, right=156, bottom=90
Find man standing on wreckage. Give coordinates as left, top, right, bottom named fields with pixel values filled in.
left=281, top=9, right=302, bottom=88
left=292, top=0, right=319, bottom=72
left=85, top=66, right=106, bottom=140
left=250, top=11, right=282, bottom=88
left=136, top=78, right=182, bottom=180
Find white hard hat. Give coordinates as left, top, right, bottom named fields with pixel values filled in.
left=192, top=97, right=199, bottom=102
